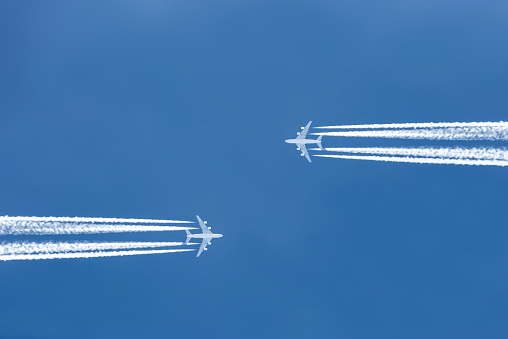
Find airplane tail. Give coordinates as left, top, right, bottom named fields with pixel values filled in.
left=185, top=230, right=192, bottom=244
left=317, top=135, right=323, bottom=150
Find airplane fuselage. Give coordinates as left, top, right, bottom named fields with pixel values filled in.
left=285, top=139, right=320, bottom=145
left=188, top=233, right=223, bottom=239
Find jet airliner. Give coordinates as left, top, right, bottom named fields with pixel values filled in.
left=285, top=121, right=323, bottom=162
left=185, top=215, right=223, bottom=257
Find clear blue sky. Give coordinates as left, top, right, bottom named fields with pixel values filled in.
left=1, top=1, right=508, bottom=338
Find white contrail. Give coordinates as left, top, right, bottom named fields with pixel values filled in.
left=0, top=241, right=191, bottom=255
left=315, top=121, right=508, bottom=129
left=0, top=221, right=196, bottom=235
left=314, top=154, right=508, bottom=166
left=311, top=126, right=508, bottom=141
left=310, top=147, right=508, bottom=161
left=0, top=216, right=193, bottom=224
left=0, top=248, right=194, bottom=261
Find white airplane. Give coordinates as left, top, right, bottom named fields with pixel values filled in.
left=185, top=215, right=223, bottom=257
left=285, top=121, right=323, bottom=162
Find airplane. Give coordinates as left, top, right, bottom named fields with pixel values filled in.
left=185, top=215, right=223, bottom=257
left=285, top=121, right=323, bottom=162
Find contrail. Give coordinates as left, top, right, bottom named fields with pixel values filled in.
left=0, top=241, right=193, bottom=255
left=310, top=147, right=508, bottom=161
left=0, top=216, right=193, bottom=224
left=311, top=126, right=508, bottom=141
left=314, top=154, right=508, bottom=166
left=315, top=121, right=508, bottom=129
left=0, top=221, right=196, bottom=235
left=0, top=248, right=194, bottom=261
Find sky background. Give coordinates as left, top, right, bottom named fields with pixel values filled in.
left=1, top=1, right=508, bottom=338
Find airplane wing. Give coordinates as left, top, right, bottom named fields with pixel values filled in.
left=296, top=121, right=312, bottom=140
left=300, top=145, right=312, bottom=163
left=196, top=215, right=212, bottom=234
left=196, top=238, right=208, bottom=257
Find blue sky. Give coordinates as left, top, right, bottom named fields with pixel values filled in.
left=1, top=1, right=508, bottom=338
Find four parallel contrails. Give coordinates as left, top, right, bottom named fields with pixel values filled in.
left=0, top=215, right=222, bottom=261
left=288, top=121, right=508, bottom=165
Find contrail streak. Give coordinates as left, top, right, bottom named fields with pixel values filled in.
left=314, top=154, right=508, bottom=166
left=0, top=248, right=194, bottom=261
left=310, top=147, right=508, bottom=161
left=0, top=216, right=193, bottom=224
left=0, top=221, right=196, bottom=235
left=0, top=241, right=190, bottom=255
left=311, top=126, right=508, bottom=141
left=315, top=121, right=508, bottom=129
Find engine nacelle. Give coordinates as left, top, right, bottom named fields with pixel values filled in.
left=204, top=221, right=207, bottom=224
left=301, top=127, right=304, bottom=129
left=301, top=154, right=304, bottom=156
left=297, top=132, right=300, bottom=135
left=208, top=227, right=211, bottom=229
left=204, top=248, right=208, bottom=251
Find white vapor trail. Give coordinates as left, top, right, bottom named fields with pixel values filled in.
left=311, top=126, right=508, bottom=141
left=0, top=248, right=194, bottom=261
left=0, top=221, right=196, bottom=235
left=314, top=154, right=508, bottom=166
left=0, top=241, right=190, bottom=255
left=0, top=216, right=192, bottom=224
left=310, top=147, right=508, bottom=161
left=315, top=121, right=508, bottom=129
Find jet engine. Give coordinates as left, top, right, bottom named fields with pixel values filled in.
left=204, top=248, right=208, bottom=251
